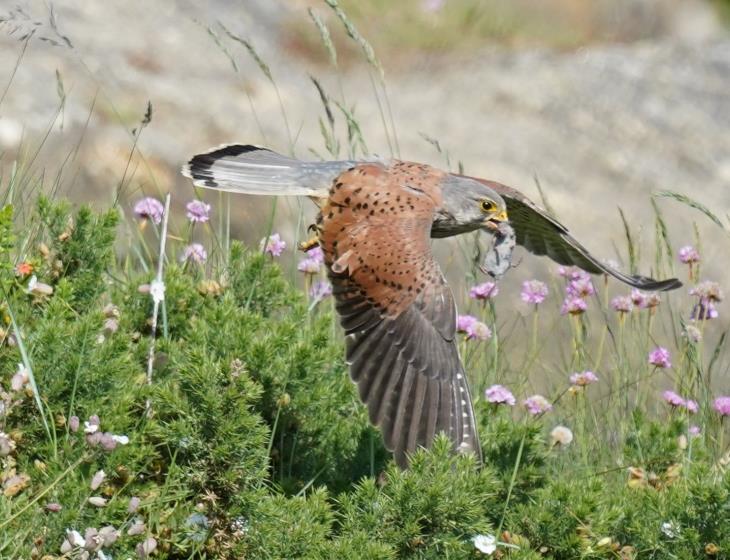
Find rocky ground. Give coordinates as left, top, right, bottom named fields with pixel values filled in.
left=0, top=0, right=728, bottom=293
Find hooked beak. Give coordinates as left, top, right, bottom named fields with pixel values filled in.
left=483, top=209, right=509, bottom=231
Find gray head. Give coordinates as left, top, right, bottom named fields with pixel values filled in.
left=431, top=175, right=508, bottom=238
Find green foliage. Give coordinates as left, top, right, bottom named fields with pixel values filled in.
left=2, top=202, right=729, bottom=560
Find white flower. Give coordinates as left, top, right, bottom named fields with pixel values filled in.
left=149, top=279, right=166, bottom=304
left=90, top=470, right=106, bottom=490
left=26, top=275, right=53, bottom=296
left=0, top=431, right=16, bottom=456
left=550, top=425, right=574, bottom=447
left=88, top=496, right=107, bottom=507
left=66, top=529, right=86, bottom=548
left=111, top=434, right=129, bottom=445
left=84, top=421, right=99, bottom=434
left=472, top=534, right=497, bottom=555
left=661, top=521, right=680, bottom=538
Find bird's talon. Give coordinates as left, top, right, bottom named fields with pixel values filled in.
left=298, top=236, right=320, bottom=253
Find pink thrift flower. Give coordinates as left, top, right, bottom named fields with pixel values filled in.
left=524, top=395, right=552, bottom=415
left=610, top=296, right=633, bottom=314
left=689, top=425, right=701, bottom=436
left=261, top=233, right=286, bottom=257
left=297, top=257, right=321, bottom=274
left=133, top=197, right=164, bottom=225
left=685, top=399, right=699, bottom=414
left=690, top=281, right=723, bottom=302
left=309, top=280, right=332, bottom=300
left=180, top=243, right=207, bottom=264
left=678, top=246, right=700, bottom=264
left=644, top=292, right=661, bottom=309
left=45, top=502, right=62, bottom=512
left=485, top=384, right=515, bottom=406
left=456, top=315, right=478, bottom=332
left=631, top=289, right=648, bottom=308
left=306, top=246, right=325, bottom=264
left=566, top=277, right=595, bottom=298
left=465, top=320, right=492, bottom=341
left=570, top=371, right=598, bottom=387
left=713, top=396, right=730, bottom=417
left=469, top=281, right=499, bottom=301
left=662, top=390, right=685, bottom=407
left=185, top=200, right=211, bottom=223
left=649, top=347, right=671, bottom=368
left=561, top=296, right=587, bottom=315
left=521, top=280, right=548, bottom=305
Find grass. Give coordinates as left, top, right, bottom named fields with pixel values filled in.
left=1, top=3, right=730, bottom=558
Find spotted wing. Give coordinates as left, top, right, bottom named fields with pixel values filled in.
left=476, top=179, right=682, bottom=291
left=319, top=162, right=481, bottom=468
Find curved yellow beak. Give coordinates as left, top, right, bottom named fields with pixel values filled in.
left=493, top=209, right=508, bottom=222
left=484, top=209, right=509, bottom=230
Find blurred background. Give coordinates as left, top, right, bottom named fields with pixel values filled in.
left=0, top=0, right=728, bottom=317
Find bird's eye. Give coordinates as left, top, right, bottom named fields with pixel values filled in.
left=480, top=199, right=496, bottom=213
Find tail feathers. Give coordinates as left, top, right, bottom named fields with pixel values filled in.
left=182, top=144, right=360, bottom=198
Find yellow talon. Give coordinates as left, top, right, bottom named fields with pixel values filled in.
left=298, top=236, right=320, bottom=253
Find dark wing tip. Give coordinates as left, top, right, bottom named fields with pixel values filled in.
left=182, top=144, right=268, bottom=186
left=628, top=275, right=683, bottom=292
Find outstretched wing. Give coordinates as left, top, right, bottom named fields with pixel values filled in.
left=319, top=162, right=481, bottom=468
left=476, top=179, right=682, bottom=291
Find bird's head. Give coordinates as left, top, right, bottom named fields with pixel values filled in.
left=432, top=175, right=508, bottom=238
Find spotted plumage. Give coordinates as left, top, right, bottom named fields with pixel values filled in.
left=183, top=144, right=682, bottom=468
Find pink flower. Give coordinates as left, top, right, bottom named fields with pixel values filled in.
left=45, top=502, right=62, bottom=512
left=689, top=425, right=701, bottom=436
left=180, top=243, right=207, bottom=264
left=561, top=296, right=587, bottom=315
left=690, top=281, right=723, bottom=302
left=569, top=371, right=598, bottom=386
left=524, top=395, right=552, bottom=415
left=610, top=296, right=633, bottom=314
left=456, top=315, right=478, bottom=332
left=469, top=281, right=499, bottom=301
left=690, top=281, right=723, bottom=320
left=631, top=289, right=648, bottom=308
left=456, top=315, right=491, bottom=340
left=521, top=280, right=548, bottom=305
left=566, top=277, right=595, bottom=298
left=185, top=200, right=211, bottom=223
left=68, top=416, right=80, bottom=433
left=678, top=246, right=700, bottom=264
left=261, top=233, right=286, bottom=257
left=306, top=246, right=325, bottom=264
left=713, top=396, right=730, bottom=417
left=662, top=390, right=685, bottom=407
left=649, top=347, right=671, bottom=368
left=133, top=197, right=164, bottom=224
left=485, top=384, right=515, bottom=406
left=685, top=399, right=699, bottom=414
left=309, top=280, right=332, bottom=300
left=297, top=258, right=321, bottom=274
left=465, top=321, right=492, bottom=341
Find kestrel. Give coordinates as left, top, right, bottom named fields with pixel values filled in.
left=183, top=145, right=681, bottom=467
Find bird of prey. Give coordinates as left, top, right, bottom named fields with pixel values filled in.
left=183, top=144, right=681, bottom=467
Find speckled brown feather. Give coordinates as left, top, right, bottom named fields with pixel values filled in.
left=318, top=161, right=482, bottom=467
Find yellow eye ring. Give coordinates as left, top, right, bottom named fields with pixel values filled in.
left=480, top=199, right=496, bottom=213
